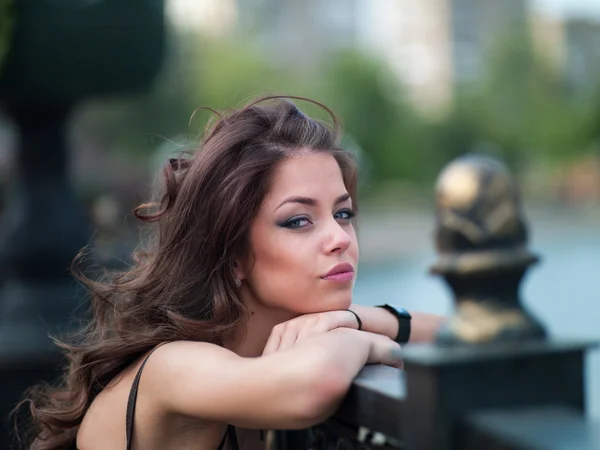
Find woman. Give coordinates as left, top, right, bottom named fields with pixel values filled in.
left=22, top=96, right=444, bottom=450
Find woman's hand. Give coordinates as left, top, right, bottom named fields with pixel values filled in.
left=262, top=312, right=404, bottom=369
left=364, top=332, right=403, bottom=369
left=262, top=310, right=360, bottom=355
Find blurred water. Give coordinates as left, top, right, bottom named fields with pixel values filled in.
left=354, top=226, right=600, bottom=420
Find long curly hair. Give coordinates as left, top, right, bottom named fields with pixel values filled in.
left=17, top=95, right=358, bottom=449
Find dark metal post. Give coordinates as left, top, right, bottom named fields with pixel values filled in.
left=402, top=154, right=595, bottom=450
left=0, top=1, right=165, bottom=446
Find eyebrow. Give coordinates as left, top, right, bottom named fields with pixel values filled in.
left=274, top=193, right=351, bottom=212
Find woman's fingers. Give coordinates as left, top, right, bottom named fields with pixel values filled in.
left=263, top=311, right=359, bottom=355
left=296, top=320, right=328, bottom=341
left=262, top=330, right=282, bottom=355
left=278, top=327, right=299, bottom=352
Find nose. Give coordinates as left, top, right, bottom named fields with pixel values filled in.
left=323, top=220, right=352, bottom=255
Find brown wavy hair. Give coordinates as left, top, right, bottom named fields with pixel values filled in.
left=17, top=95, right=358, bottom=449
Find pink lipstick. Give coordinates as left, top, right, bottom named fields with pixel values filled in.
left=321, top=263, right=355, bottom=282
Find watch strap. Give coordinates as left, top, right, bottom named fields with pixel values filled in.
left=376, top=304, right=412, bottom=344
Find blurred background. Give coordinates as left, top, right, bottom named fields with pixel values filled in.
left=0, top=0, right=599, bottom=438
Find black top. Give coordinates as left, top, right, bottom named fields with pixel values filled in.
left=125, top=344, right=238, bottom=450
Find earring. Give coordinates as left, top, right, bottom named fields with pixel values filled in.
left=234, top=278, right=242, bottom=288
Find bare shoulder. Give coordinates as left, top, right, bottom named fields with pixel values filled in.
left=143, top=340, right=240, bottom=388
left=77, top=341, right=225, bottom=449
left=150, top=340, right=235, bottom=367
left=141, top=340, right=242, bottom=403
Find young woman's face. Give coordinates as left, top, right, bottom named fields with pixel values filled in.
left=240, top=151, right=359, bottom=314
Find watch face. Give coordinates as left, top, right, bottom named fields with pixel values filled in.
left=396, top=307, right=412, bottom=319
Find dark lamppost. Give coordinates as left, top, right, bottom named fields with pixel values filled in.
left=0, top=1, right=165, bottom=445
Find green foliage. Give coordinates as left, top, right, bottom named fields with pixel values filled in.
left=93, top=29, right=600, bottom=189
left=426, top=26, right=598, bottom=176
left=474, top=28, right=588, bottom=164
left=187, top=41, right=430, bottom=184
left=192, top=39, right=295, bottom=108
left=422, top=95, right=486, bottom=176
left=317, top=51, right=428, bottom=183
left=579, top=82, right=600, bottom=152
left=0, top=0, right=15, bottom=75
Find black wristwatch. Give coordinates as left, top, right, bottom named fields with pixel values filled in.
left=377, top=304, right=412, bottom=344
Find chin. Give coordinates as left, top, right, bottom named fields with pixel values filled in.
left=321, top=292, right=353, bottom=312
left=278, top=289, right=353, bottom=315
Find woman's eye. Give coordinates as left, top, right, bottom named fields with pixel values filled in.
left=281, top=216, right=311, bottom=229
left=335, top=209, right=356, bottom=221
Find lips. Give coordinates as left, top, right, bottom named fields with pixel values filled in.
left=321, top=262, right=355, bottom=282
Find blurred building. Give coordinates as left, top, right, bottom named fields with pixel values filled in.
left=364, top=0, right=528, bottom=114
left=194, top=0, right=528, bottom=113
left=166, top=0, right=237, bottom=37
left=530, top=9, right=566, bottom=69
left=165, top=0, right=600, bottom=114
left=531, top=13, right=600, bottom=93
left=235, top=0, right=363, bottom=66
left=563, top=19, right=600, bottom=93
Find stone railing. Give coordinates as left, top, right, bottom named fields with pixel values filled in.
left=278, top=154, right=599, bottom=450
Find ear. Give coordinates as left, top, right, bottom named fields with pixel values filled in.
left=232, top=259, right=247, bottom=281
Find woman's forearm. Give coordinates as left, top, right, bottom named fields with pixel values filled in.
left=406, top=311, right=447, bottom=342
left=349, top=304, right=446, bottom=343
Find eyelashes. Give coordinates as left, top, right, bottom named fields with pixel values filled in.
left=279, top=216, right=310, bottom=229
left=278, top=209, right=356, bottom=230
left=334, top=209, right=355, bottom=221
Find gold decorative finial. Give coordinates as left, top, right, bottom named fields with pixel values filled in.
left=430, top=154, right=547, bottom=345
